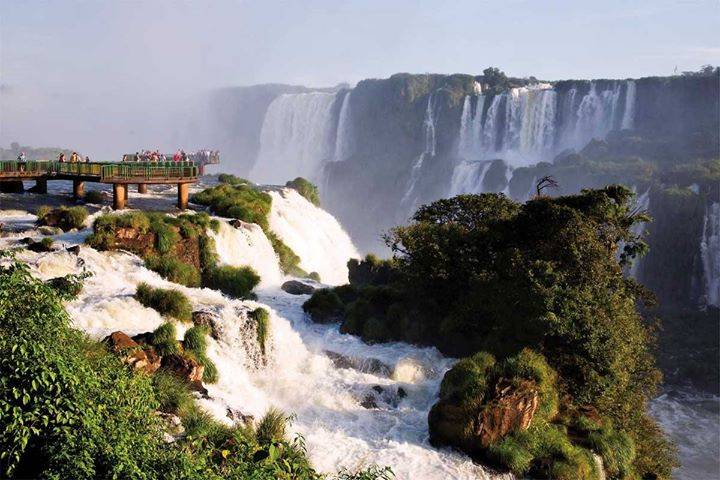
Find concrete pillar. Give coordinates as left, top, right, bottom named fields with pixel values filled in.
left=113, top=184, right=128, bottom=210
left=73, top=180, right=85, bottom=198
left=177, top=183, right=189, bottom=210
left=35, top=179, right=47, bottom=194
left=137, top=183, right=147, bottom=194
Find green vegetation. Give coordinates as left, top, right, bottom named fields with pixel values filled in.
left=135, top=282, right=192, bottom=322
left=286, top=177, right=321, bottom=206
left=84, top=189, right=105, bottom=204
left=191, top=182, right=307, bottom=276
left=0, top=255, right=391, bottom=479
left=40, top=237, right=54, bottom=249
left=145, top=254, right=202, bottom=287
left=304, top=186, right=675, bottom=479
left=45, top=272, right=89, bottom=300
left=183, top=326, right=218, bottom=384
left=302, top=288, right=344, bottom=323
left=218, top=173, right=251, bottom=185
left=36, top=205, right=89, bottom=231
left=151, top=321, right=180, bottom=356
left=250, top=307, right=270, bottom=355
left=204, top=265, right=260, bottom=299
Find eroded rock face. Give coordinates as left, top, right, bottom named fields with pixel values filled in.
left=324, top=350, right=392, bottom=377
left=475, top=379, right=539, bottom=448
left=103, top=331, right=161, bottom=374
left=428, top=378, right=540, bottom=454
left=281, top=280, right=316, bottom=295
left=161, top=353, right=205, bottom=384
left=192, top=310, right=224, bottom=340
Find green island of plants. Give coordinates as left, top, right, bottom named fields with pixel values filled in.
left=36, top=205, right=89, bottom=231
left=303, top=186, right=677, bottom=479
left=286, top=177, right=321, bottom=206
left=86, top=211, right=260, bottom=299
left=0, top=255, right=392, bottom=479
left=135, top=282, right=193, bottom=322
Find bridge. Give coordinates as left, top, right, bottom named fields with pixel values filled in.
left=0, top=160, right=198, bottom=210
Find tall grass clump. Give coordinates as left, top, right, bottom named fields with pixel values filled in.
left=135, top=282, right=192, bottom=322
left=151, top=321, right=179, bottom=356
left=204, top=265, right=260, bottom=299
left=250, top=307, right=270, bottom=355
left=183, top=326, right=218, bottom=383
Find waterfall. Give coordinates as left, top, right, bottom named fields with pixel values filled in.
left=448, top=161, right=492, bottom=196
left=700, top=202, right=720, bottom=307
left=266, top=187, right=360, bottom=285
left=334, top=90, right=354, bottom=162
left=251, top=92, right=338, bottom=184
left=452, top=80, right=638, bottom=199
left=209, top=220, right=284, bottom=287
left=621, top=80, right=637, bottom=130
left=401, top=94, right=438, bottom=208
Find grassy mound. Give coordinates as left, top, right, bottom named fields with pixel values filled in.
left=204, top=265, right=260, bottom=299
left=183, top=326, right=218, bottom=383
left=36, top=205, right=89, bottom=231
left=135, top=282, right=192, bottom=322
left=286, top=177, right=321, bottom=206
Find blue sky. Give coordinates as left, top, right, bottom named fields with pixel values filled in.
left=0, top=0, right=717, bottom=156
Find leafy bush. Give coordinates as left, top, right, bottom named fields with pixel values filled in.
left=45, top=273, right=89, bottom=300
left=218, top=173, right=250, bottom=185
left=183, top=325, right=218, bottom=383
left=84, top=189, right=104, bottom=204
left=145, top=254, right=201, bottom=287
left=151, top=321, right=180, bottom=356
left=36, top=205, right=89, bottom=231
left=191, top=183, right=272, bottom=229
left=266, top=230, right=306, bottom=276
left=204, top=265, right=260, bottom=299
left=256, top=408, right=288, bottom=445
left=135, top=282, right=192, bottom=321
left=286, top=177, right=321, bottom=206
left=152, top=371, right=194, bottom=415
left=303, top=288, right=345, bottom=323
left=250, top=308, right=270, bottom=355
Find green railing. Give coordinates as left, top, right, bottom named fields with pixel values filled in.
left=0, top=160, right=197, bottom=182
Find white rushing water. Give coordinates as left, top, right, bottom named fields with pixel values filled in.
left=700, top=202, right=720, bottom=307
left=401, top=94, right=438, bottom=210
left=251, top=92, right=338, bottom=184
left=266, top=187, right=361, bottom=286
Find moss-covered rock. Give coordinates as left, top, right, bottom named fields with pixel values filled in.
left=302, top=288, right=345, bottom=323
left=36, top=205, right=88, bottom=231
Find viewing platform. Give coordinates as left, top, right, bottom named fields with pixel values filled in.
left=0, top=160, right=199, bottom=210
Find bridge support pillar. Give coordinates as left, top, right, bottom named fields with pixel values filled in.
left=137, top=183, right=147, bottom=194
left=73, top=180, right=85, bottom=199
left=198, top=164, right=205, bottom=176
left=177, top=183, right=189, bottom=210
left=113, top=184, right=128, bottom=210
left=34, top=179, right=47, bottom=194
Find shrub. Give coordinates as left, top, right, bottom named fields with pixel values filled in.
left=36, top=206, right=89, bottom=231
left=40, top=237, right=54, bottom=249
left=135, top=282, right=192, bottom=321
left=152, top=371, right=194, bottom=415
left=204, top=265, right=259, bottom=299
left=45, top=273, right=88, bottom=300
left=303, top=288, right=344, bottom=323
left=84, top=190, right=104, bottom=204
left=307, top=271, right=321, bottom=282
left=266, top=230, right=306, bottom=276
left=191, top=183, right=272, bottom=229
left=218, top=173, right=250, bottom=185
left=151, top=322, right=179, bottom=356
left=145, top=254, right=201, bottom=287
left=35, top=205, right=52, bottom=220
left=250, top=308, right=270, bottom=355
left=183, top=326, right=219, bottom=384
left=361, top=317, right=392, bottom=344
left=149, top=219, right=180, bottom=254
left=256, top=408, right=288, bottom=445
left=286, top=177, right=320, bottom=206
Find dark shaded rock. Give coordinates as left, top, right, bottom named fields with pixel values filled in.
left=324, top=350, right=392, bottom=377
left=226, top=407, right=255, bottom=426
left=281, top=280, right=316, bottom=295
left=38, top=226, right=63, bottom=236
left=26, top=239, right=55, bottom=252
left=372, top=385, right=384, bottom=394
left=360, top=395, right=378, bottom=409
left=131, top=331, right=154, bottom=345
left=0, top=181, right=24, bottom=193
left=66, top=245, right=81, bottom=255
left=398, top=387, right=407, bottom=398
left=103, top=331, right=161, bottom=374
left=191, top=310, right=224, bottom=340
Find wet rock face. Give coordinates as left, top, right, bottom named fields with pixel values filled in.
left=192, top=310, right=225, bottom=340
left=281, top=280, right=316, bottom=295
left=226, top=407, right=255, bottom=427
left=475, top=379, right=539, bottom=448
left=324, top=350, right=392, bottom=377
left=103, top=331, right=161, bottom=374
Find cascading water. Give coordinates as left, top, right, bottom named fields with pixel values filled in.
left=451, top=80, right=637, bottom=197
left=251, top=92, right=338, bottom=184
left=401, top=94, right=437, bottom=209
left=700, top=202, right=720, bottom=307
left=266, top=187, right=360, bottom=285
left=334, top=90, right=354, bottom=163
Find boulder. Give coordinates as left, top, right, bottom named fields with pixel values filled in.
left=226, top=407, right=255, bottom=426
left=65, top=245, right=81, bottom=255
left=38, top=226, right=63, bottom=236
left=475, top=379, right=539, bottom=447
left=156, top=412, right=185, bottom=443
left=191, top=310, right=224, bottom=340
left=324, top=350, right=391, bottom=377
left=26, top=239, right=55, bottom=252
left=161, top=353, right=205, bottom=384
left=281, top=280, right=316, bottom=295
left=103, top=331, right=161, bottom=374
left=360, top=394, right=378, bottom=409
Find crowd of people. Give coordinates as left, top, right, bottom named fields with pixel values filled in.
left=57, top=152, right=90, bottom=163
left=122, top=149, right=219, bottom=163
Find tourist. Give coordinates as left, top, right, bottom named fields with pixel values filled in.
left=17, top=151, right=26, bottom=172
left=58, top=153, right=66, bottom=163
left=70, top=152, right=80, bottom=163
left=85, top=156, right=90, bottom=163
left=173, top=150, right=181, bottom=162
